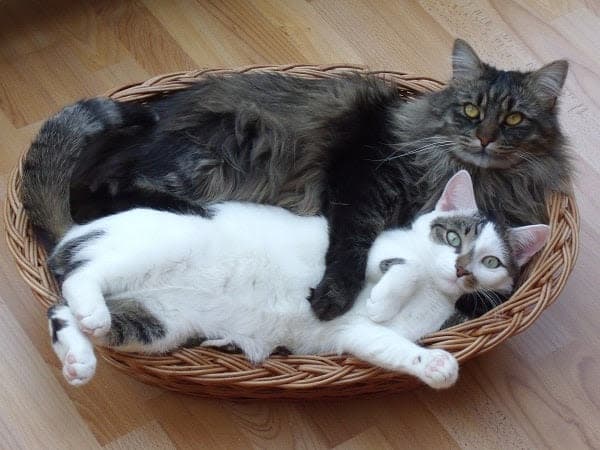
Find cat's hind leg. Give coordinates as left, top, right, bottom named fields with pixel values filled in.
left=48, top=304, right=97, bottom=386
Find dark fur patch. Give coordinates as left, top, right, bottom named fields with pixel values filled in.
left=439, top=311, right=471, bottom=330
left=106, top=299, right=166, bottom=347
left=272, top=346, right=292, bottom=356
left=379, top=258, right=406, bottom=273
left=181, top=335, right=206, bottom=348
left=455, top=290, right=509, bottom=319
left=47, top=305, right=66, bottom=344
left=430, top=215, right=486, bottom=254
left=48, top=230, right=104, bottom=281
left=21, top=98, right=158, bottom=245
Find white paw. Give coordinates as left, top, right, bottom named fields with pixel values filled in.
left=62, top=349, right=97, bottom=386
left=75, top=304, right=111, bottom=337
left=366, top=296, right=391, bottom=322
left=414, top=349, right=459, bottom=389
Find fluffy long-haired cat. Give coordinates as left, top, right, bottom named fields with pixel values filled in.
left=23, top=39, right=570, bottom=321
left=47, top=171, right=549, bottom=388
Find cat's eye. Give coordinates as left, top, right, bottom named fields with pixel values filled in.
left=446, top=231, right=461, bottom=248
left=504, top=112, right=523, bottom=126
left=464, top=103, right=480, bottom=119
left=482, top=256, right=501, bottom=268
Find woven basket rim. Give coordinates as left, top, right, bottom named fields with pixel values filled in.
left=3, top=65, right=580, bottom=398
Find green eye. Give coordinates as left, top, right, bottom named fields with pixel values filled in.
left=464, top=103, right=480, bottom=119
left=505, top=112, right=523, bottom=126
left=482, top=256, right=501, bottom=268
left=446, top=231, right=461, bottom=248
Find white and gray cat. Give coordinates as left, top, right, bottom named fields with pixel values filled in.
left=47, top=171, right=549, bottom=388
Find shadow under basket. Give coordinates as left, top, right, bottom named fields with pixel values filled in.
left=4, top=65, right=580, bottom=399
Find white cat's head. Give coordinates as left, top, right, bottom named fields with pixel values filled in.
left=414, top=170, right=550, bottom=298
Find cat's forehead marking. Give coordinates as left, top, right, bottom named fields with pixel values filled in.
left=430, top=214, right=485, bottom=233
left=429, top=213, right=487, bottom=253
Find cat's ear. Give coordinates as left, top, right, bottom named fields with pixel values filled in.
left=527, top=60, right=569, bottom=109
left=435, top=170, right=477, bottom=212
left=452, top=39, right=484, bottom=81
left=508, top=224, right=550, bottom=267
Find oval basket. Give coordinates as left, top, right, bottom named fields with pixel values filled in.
left=4, top=65, right=580, bottom=399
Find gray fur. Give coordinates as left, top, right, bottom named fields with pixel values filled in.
left=48, top=230, right=105, bottom=280
left=379, top=258, right=406, bottom=273
left=429, top=214, right=484, bottom=252
left=21, top=99, right=122, bottom=243
left=24, top=42, right=571, bottom=235
left=24, top=42, right=571, bottom=237
left=21, top=98, right=157, bottom=245
left=394, top=41, right=571, bottom=225
left=48, top=305, right=67, bottom=344
left=105, top=299, right=166, bottom=347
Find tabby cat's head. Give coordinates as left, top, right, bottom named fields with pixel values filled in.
left=426, top=40, right=568, bottom=169
left=414, top=171, right=550, bottom=297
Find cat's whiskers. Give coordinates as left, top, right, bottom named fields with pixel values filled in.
left=474, top=289, right=503, bottom=312
left=370, top=143, right=455, bottom=165
left=387, top=135, right=456, bottom=149
left=513, top=150, right=540, bottom=166
left=378, top=141, right=455, bottom=162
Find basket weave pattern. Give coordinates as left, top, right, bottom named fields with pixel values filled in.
left=4, top=65, right=579, bottom=398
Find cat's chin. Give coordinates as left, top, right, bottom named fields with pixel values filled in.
left=453, top=149, right=520, bottom=170
left=439, top=277, right=463, bottom=298
left=456, top=277, right=478, bottom=296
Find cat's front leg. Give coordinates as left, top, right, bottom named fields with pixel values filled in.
left=309, top=206, right=384, bottom=321
left=339, top=322, right=459, bottom=389
left=366, top=262, right=417, bottom=322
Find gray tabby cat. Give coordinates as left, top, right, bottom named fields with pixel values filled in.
left=22, top=40, right=572, bottom=321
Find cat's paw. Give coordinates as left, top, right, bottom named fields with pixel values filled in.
left=74, top=304, right=111, bottom=337
left=414, top=349, right=459, bottom=389
left=62, top=349, right=97, bottom=386
left=309, top=277, right=354, bottom=321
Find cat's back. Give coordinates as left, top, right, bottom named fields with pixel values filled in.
left=207, top=202, right=328, bottom=267
left=51, top=208, right=209, bottom=276
left=54, top=203, right=328, bottom=288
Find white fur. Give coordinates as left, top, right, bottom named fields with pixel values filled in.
left=48, top=171, right=544, bottom=388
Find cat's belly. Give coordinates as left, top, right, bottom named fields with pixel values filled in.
left=105, top=252, right=325, bottom=358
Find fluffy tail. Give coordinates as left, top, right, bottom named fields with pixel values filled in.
left=21, top=98, right=157, bottom=246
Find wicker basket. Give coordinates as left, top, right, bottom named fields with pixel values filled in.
left=4, top=65, right=580, bottom=399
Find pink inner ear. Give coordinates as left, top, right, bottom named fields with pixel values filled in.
left=511, top=225, right=550, bottom=267
left=436, top=170, right=477, bottom=212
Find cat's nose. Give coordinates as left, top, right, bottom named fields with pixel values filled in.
left=456, top=265, right=471, bottom=278
left=477, top=134, right=496, bottom=148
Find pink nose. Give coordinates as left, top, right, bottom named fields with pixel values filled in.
left=456, top=266, right=471, bottom=278
left=477, top=135, right=495, bottom=147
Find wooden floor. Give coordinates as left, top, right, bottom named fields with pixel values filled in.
left=1, top=1, right=599, bottom=448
